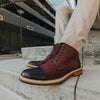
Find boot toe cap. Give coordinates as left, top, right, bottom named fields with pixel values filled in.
left=28, top=61, right=42, bottom=66
left=21, top=67, right=46, bottom=80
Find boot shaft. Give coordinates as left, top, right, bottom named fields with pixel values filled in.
left=53, top=43, right=81, bottom=69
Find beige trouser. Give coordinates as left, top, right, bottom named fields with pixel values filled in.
left=55, top=0, right=100, bottom=52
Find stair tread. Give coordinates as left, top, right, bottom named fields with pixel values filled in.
left=0, top=58, right=100, bottom=100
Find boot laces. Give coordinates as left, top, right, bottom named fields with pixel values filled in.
left=53, top=44, right=66, bottom=62
left=45, top=44, right=59, bottom=60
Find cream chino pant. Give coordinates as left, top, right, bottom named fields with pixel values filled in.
left=55, top=0, right=100, bottom=52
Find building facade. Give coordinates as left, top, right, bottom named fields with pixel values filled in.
left=0, top=0, right=55, bottom=53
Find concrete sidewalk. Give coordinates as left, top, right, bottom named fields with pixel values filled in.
left=0, top=58, right=100, bottom=100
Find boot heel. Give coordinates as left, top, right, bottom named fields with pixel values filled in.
left=73, top=69, right=83, bottom=77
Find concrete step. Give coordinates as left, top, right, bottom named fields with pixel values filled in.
left=0, top=58, right=100, bottom=100
left=22, top=30, right=100, bottom=66
left=81, top=30, right=100, bottom=66
left=0, top=84, right=26, bottom=100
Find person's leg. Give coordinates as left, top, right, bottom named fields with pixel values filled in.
left=60, top=0, right=100, bottom=52
left=55, top=6, right=73, bottom=43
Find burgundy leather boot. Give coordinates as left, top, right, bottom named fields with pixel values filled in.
left=20, top=43, right=83, bottom=85
left=26, top=43, right=60, bottom=68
